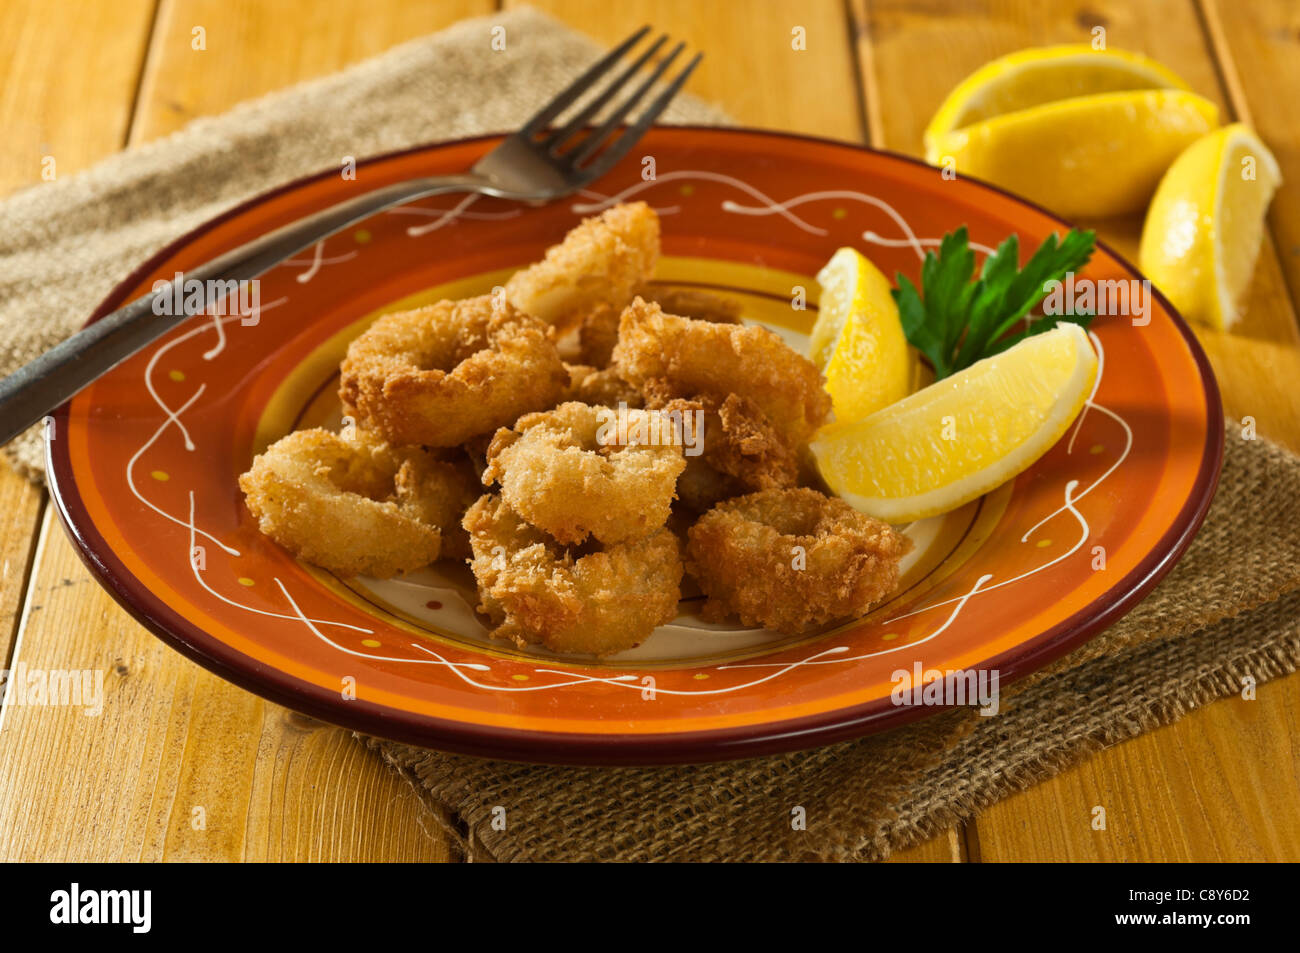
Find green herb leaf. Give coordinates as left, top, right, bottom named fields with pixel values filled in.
left=891, top=227, right=1097, bottom=379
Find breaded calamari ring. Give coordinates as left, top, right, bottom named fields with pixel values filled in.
left=505, top=202, right=659, bottom=331
left=338, top=295, right=568, bottom=447
left=685, top=488, right=912, bottom=634
left=482, top=401, right=685, bottom=545
left=577, top=285, right=741, bottom=367
left=238, top=427, right=465, bottom=577
left=611, top=296, right=831, bottom=446
left=464, top=494, right=682, bottom=656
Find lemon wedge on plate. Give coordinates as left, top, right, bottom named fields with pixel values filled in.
left=810, top=323, right=1097, bottom=523
left=1139, top=123, right=1282, bottom=330
left=924, top=45, right=1218, bottom=218
left=811, top=247, right=913, bottom=424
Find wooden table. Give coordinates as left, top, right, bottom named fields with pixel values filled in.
left=2, top=0, right=1297, bottom=862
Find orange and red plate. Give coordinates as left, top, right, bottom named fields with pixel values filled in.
left=48, top=128, right=1221, bottom=764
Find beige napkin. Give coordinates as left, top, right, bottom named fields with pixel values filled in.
left=5, top=7, right=1296, bottom=863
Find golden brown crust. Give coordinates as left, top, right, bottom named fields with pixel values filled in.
left=611, top=296, right=831, bottom=447
left=685, top=488, right=912, bottom=634
left=464, top=494, right=682, bottom=656
left=482, top=401, right=685, bottom=545
left=649, top=388, right=801, bottom=491
left=338, top=295, right=568, bottom=447
left=237, top=427, right=469, bottom=577
left=505, top=202, right=659, bottom=332
left=577, top=285, right=742, bottom=367
left=640, top=285, right=743, bottom=325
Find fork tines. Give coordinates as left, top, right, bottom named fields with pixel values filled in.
left=519, top=25, right=702, bottom=178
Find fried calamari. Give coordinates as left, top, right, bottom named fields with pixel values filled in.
left=483, top=401, right=685, bottom=545
left=685, top=487, right=911, bottom=634
left=612, top=297, right=831, bottom=447
left=505, top=201, right=659, bottom=332
left=648, top=387, right=801, bottom=491
left=338, top=295, right=567, bottom=447
left=238, top=426, right=474, bottom=577
left=577, top=285, right=742, bottom=367
left=464, top=494, right=683, bottom=656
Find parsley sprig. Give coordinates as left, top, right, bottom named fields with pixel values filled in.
left=892, top=227, right=1097, bottom=380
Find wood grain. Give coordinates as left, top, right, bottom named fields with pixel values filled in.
left=515, top=0, right=865, bottom=140
left=889, top=827, right=966, bottom=862
left=131, top=0, right=489, bottom=141
left=852, top=0, right=1300, bottom=861
left=0, top=0, right=156, bottom=195
left=1200, top=0, right=1300, bottom=312
left=0, top=0, right=156, bottom=687
left=979, top=678, right=1300, bottom=861
left=0, top=511, right=448, bottom=861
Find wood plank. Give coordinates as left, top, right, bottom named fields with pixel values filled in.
left=852, top=0, right=1300, bottom=861
left=0, top=0, right=156, bottom=195
left=0, top=0, right=156, bottom=681
left=978, top=678, right=1300, bottom=861
left=1200, top=0, right=1300, bottom=315
left=0, top=511, right=449, bottom=861
left=888, top=826, right=966, bottom=862
left=0, top=0, right=490, bottom=862
left=515, top=0, right=864, bottom=140
left=131, top=0, right=489, bottom=141
left=0, top=469, right=44, bottom=665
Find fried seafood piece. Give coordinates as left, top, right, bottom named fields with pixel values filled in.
left=611, top=297, right=832, bottom=447
left=649, top=387, right=801, bottom=491
left=464, top=494, right=683, bottom=656
left=685, top=487, right=912, bottom=635
left=238, top=426, right=474, bottom=577
left=338, top=295, right=568, bottom=447
left=577, top=285, right=741, bottom=367
left=505, top=202, right=659, bottom=331
left=483, top=401, right=686, bottom=545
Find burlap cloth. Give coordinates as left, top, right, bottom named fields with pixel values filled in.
left=3, top=8, right=1298, bottom=862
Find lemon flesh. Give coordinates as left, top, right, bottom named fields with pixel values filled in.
left=924, top=44, right=1191, bottom=147
left=811, top=247, right=912, bottom=424
left=924, top=46, right=1217, bottom=219
left=810, top=323, right=1098, bottom=523
left=1139, top=123, right=1281, bottom=330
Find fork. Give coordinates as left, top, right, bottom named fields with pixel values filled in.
left=0, top=26, right=701, bottom=446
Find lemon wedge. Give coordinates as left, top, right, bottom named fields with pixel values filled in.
left=1139, top=123, right=1281, bottom=330
left=925, top=45, right=1218, bottom=218
left=810, top=323, right=1097, bottom=523
left=810, top=247, right=913, bottom=423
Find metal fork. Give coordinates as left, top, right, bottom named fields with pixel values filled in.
left=0, top=26, right=701, bottom=446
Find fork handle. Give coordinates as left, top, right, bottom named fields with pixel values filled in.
left=0, top=173, right=487, bottom=447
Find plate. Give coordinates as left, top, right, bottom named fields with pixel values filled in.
left=47, top=128, right=1222, bottom=764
